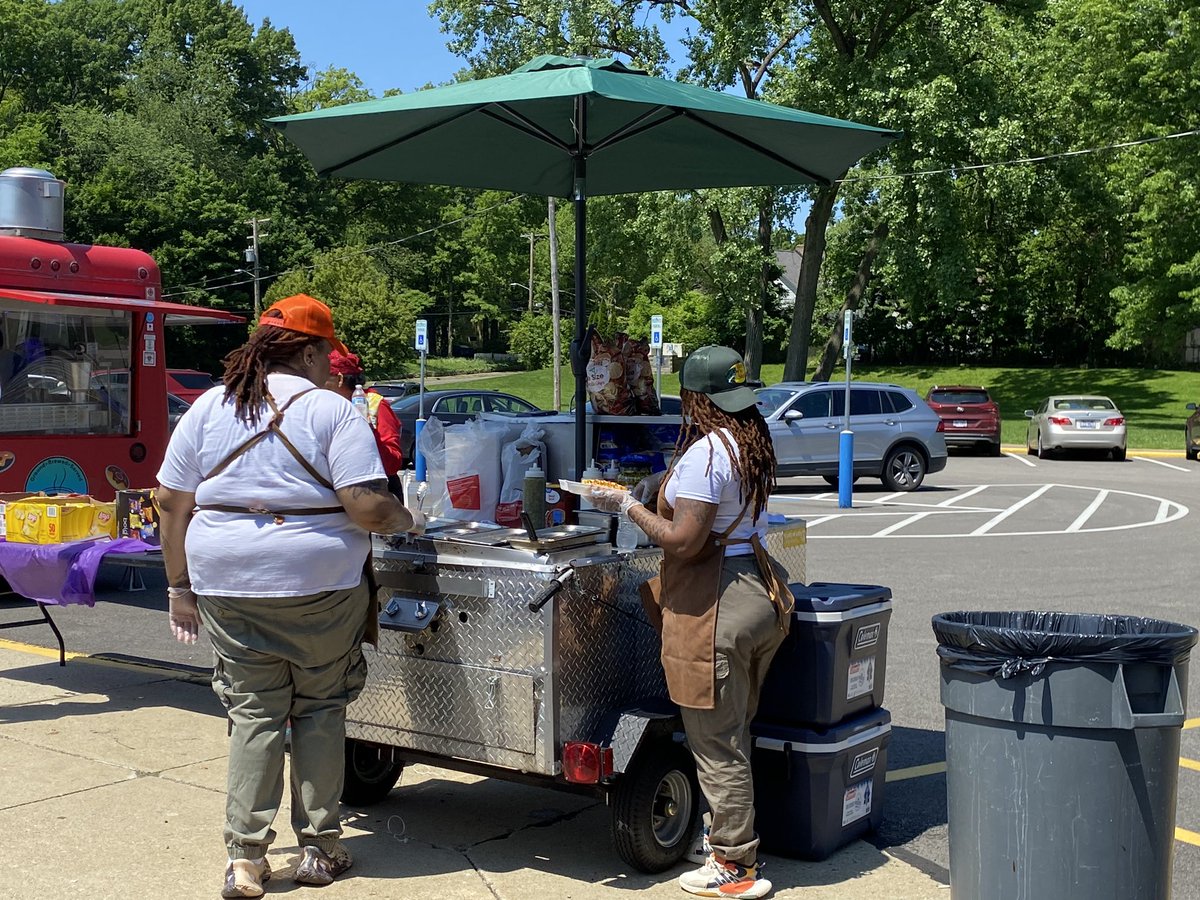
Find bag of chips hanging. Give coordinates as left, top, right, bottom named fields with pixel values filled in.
left=586, top=333, right=635, bottom=415
left=620, top=333, right=660, bottom=415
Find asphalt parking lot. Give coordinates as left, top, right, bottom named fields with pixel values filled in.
left=771, top=447, right=1200, bottom=895
left=3, top=446, right=1200, bottom=895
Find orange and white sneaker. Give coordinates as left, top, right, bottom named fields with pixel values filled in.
left=678, top=853, right=772, bottom=898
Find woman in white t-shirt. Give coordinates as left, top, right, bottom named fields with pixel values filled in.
left=590, top=346, right=792, bottom=900
left=156, top=294, right=424, bottom=899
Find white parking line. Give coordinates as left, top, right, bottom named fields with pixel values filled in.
left=1157, top=500, right=1175, bottom=522
left=1005, top=452, right=1037, bottom=468
left=1066, top=489, right=1109, bottom=532
left=937, top=485, right=989, bottom=507
left=1135, top=456, right=1191, bottom=473
left=873, top=512, right=933, bottom=537
left=805, top=515, right=843, bottom=527
left=867, top=492, right=906, bottom=504
left=970, top=484, right=1056, bottom=536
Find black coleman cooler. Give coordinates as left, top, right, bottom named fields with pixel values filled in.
left=751, top=707, right=891, bottom=860
left=756, top=582, right=892, bottom=728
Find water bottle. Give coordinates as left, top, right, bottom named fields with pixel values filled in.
left=523, top=460, right=546, bottom=530
left=616, top=513, right=642, bottom=550
left=351, top=384, right=368, bottom=419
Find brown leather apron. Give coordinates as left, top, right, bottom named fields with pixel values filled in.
left=195, top=387, right=381, bottom=646
left=640, top=472, right=793, bottom=710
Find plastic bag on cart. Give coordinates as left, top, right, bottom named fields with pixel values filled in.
left=586, top=332, right=635, bottom=415
left=621, top=333, right=660, bottom=415
left=496, top=424, right=546, bottom=527
left=415, top=416, right=448, bottom=517
left=431, top=418, right=507, bottom=523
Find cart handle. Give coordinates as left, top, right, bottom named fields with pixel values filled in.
left=528, top=569, right=575, bottom=613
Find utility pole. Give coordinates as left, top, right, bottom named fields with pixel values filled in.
left=522, top=230, right=538, bottom=313
left=245, top=217, right=270, bottom=321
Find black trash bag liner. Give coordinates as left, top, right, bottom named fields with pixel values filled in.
left=932, top=611, right=1198, bottom=679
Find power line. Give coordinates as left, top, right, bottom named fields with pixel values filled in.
left=838, top=127, right=1200, bottom=183
left=162, top=194, right=528, bottom=300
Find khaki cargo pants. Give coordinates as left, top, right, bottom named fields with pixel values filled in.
left=679, top=555, right=787, bottom=866
left=198, top=580, right=370, bottom=860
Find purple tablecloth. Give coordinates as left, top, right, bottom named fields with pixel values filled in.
left=0, top=537, right=160, bottom=606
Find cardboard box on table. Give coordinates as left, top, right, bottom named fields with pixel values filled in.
left=116, top=489, right=160, bottom=545
left=5, top=496, right=117, bottom=544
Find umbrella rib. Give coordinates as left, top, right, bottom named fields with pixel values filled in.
left=319, top=106, right=479, bottom=176
left=483, top=104, right=573, bottom=152
left=589, top=107, right=683, bottom=154
left=679, top=110, right=832, bottom=185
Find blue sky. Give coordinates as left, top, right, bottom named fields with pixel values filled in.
left=237, top=2, right=470, bottom=95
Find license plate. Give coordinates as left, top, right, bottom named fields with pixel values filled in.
left=1077, top=420, right=1098, bottom=429
left=953, top=420, right=968, bottom=427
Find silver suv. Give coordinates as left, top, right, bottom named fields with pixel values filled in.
left=756, top=381, right=948, bottom=491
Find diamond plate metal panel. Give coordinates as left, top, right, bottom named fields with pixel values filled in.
left=351, top=520, right=805, bottom=777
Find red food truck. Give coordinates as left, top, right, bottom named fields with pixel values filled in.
left=0, top=167, right=243, bottom=500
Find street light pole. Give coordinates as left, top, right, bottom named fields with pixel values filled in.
left=522, top=231, right=538, bottom=313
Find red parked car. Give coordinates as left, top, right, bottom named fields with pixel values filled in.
left=166, top=368, right=219, bottom=404
left=924, top=385, right=1002, bottom=456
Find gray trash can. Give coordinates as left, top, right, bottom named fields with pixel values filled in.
left=933, top=611, right=1198, bottom=900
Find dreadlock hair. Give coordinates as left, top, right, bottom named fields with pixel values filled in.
left=672, top=388, right=778, bottom=522
left=222, top=314, right=322, bottom=425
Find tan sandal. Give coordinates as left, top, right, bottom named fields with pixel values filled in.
left=222, top=857, right=271, bottom=898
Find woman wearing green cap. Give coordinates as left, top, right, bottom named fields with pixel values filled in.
left=590, top=345, right=793, bottom=899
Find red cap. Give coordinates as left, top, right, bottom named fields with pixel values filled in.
left=258, top=294, right=348, bottom=354
left=329, top=349, right=363, bottom=376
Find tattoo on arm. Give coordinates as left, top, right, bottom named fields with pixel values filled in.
left=345, top=479, right=391, bottom=499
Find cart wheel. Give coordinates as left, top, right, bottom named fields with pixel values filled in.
left=611, top=741, right=699, bottom=873
left=341, top=738, right=404, bottom=806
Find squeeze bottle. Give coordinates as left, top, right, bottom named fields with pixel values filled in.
left=523, top=460, right=547, bottom=530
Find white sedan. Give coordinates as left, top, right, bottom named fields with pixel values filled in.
left=1025, top=395, right=1127, bottom=460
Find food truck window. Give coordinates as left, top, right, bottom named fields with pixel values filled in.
left=0, top=303, right=132, bottom=435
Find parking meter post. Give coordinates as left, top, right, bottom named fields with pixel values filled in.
left=838, top=431, right=854, bottom=508
left=414, top=418, right=427, bottom=482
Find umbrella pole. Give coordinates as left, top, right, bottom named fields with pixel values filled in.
left=571, top=102, right=589, bottom=480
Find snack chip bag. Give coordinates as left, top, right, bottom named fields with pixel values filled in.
left=620, top=333, right=661, bottom=415
left=586, top=333, right=635, bottom=415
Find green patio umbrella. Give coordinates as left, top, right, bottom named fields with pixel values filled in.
left=270, top=55, right=899, bottom=476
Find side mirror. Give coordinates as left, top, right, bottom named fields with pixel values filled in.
left=783, top=409, right=803, bottom=422
left=1188, top=403, right=1197, bottom=411
left=1024, top=409, right=1035, bottom=418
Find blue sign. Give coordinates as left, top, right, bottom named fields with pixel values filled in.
left=415, top=319, right=428, bottom=352
left=650, top=314, right=664, bottom=349
left=25, top=456, right=88, bottom=495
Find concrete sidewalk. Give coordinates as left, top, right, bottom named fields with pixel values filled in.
left=0, top=646, right=946, bottom=899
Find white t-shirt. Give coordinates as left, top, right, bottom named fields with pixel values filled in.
left=663, top=428, right=766, bottom=556
left=157, top=373, right=385, bottom=597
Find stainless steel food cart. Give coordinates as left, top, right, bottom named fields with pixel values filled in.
left=344, top=517, right=806, bottom=872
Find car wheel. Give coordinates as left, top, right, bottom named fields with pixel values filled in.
left=1111, top=446, right=1126, bottom=461
left=1036, top=431, right=1051, bottom=460
left=988, top=441, right=1003, bottom=457
left=881, top=445, right=927, bottom=492
left=1188, top=445, right=1198, bottom=461
left=610, top=740, right=699, bottom=873
left=341, top=739, right=404, bottom=806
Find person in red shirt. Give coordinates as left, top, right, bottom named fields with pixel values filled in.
left=327, top=350, right=405, bottom=491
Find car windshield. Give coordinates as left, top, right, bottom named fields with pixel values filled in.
left=755, top=388, right=796, bottom=415
left=1053, top=397, right=1115, bottom=411
left=391, top=394, right=427, bottom=413
left=930, top=390, right=989, bottom=404
left=170, top=372, right=217, bottom=389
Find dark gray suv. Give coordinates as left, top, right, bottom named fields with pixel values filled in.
left=756, top=381, right=949, bottom=491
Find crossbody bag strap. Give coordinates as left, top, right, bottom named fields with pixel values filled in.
left=202, top=387, right=334, bottom=490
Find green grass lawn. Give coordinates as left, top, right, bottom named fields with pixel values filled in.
left=432, top=364, right=1200, bottom=451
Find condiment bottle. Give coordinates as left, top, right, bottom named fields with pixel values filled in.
left=523, top=460, right=547, bottom=530
left=580, top=459, right=602, bottom=511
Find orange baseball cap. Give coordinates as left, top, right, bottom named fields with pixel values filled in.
left=258, top=294, right=348, bottom=354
